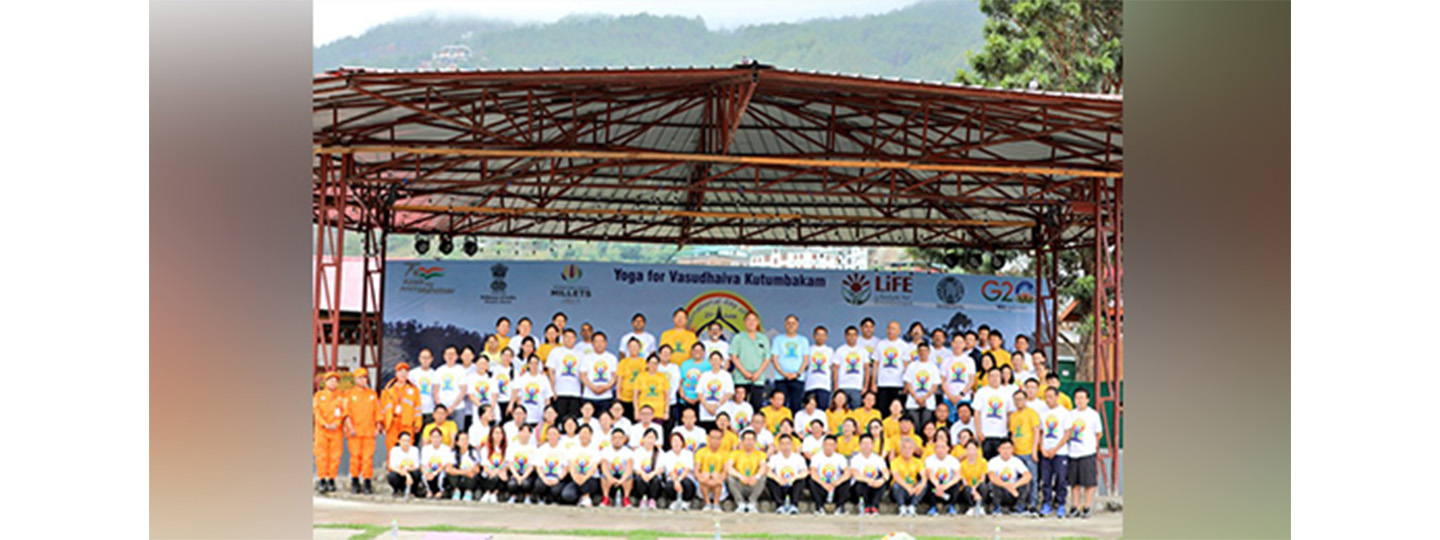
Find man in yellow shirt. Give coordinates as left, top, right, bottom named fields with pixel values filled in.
left=1008, top=390, right=1042, bottom=515
left=660, top=308, right=698, bottom=366
left=760, top=390, right=792, bottom=434
left=420, top=404, right=458, bottom=446
left=615, top=337, right=647, bottom=418
left=633, top=356, right=671, bottom=419
left=888, top=436, right=926, bottom=516
left=695, top=428, right=729, bottom=511
left=986, top=331, right=1012, bottom=369
left=884, top=417, right=923, bottom=460
left=725, top=430, right=768, bottom=513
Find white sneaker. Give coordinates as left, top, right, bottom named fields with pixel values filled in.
left=579, top=495, right=592, bottom=507
left=834, top=506, right=846, bottom=515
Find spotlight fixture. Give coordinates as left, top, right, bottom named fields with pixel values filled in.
left=991, top=252, right=1008, bottom=269
left=413, top=235, right=431, bottom=255
left=438, top=234, right=454, bottom=255
left=964, top=251, right=985, bottom=270
left=462, top=236, right=478, bottom=256
left=941, top=251, right=963, bottom=269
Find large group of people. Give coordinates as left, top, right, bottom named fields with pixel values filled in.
left=313, top=308, right=1106, bottom=519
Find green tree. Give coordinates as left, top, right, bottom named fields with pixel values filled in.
left=954, top=0, right=1121, bottom=93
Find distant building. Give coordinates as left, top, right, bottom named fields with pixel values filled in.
left=420, top=45, right=471, bottom=71
left=747, top=246, right=868, bottom=270
left=674, top=245, right=748, bottom=266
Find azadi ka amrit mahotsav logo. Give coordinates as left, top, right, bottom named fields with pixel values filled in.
left=414, top=266, right=444, bottom=280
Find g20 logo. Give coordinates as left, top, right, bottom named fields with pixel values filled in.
left=981, top=279, right=1037, bottom=304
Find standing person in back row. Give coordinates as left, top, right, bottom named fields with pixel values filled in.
left=619, top=313, right=657, bottom=359
left=973, top=368, right=1013, bottom=459
left=696, top=351, right=735, bottom=431
left=871, top=321, right=912, bottom=412
left=802, top=325, right=835, bottom=410
left=409, top=349, right=439, bottom=427
left=1066, top=388, right=1103, bottom=519
left=831, top=326, right=868, bottom=406
left=661, top=308, right=698, bottom=365
left=729, top=311, right=771, bottom=411
left=702, top=322, right=729, bottom=362
left=580, top=332, right=618, bottom=415
left=770, top=315, right=810, bottom=411
left=546, top=329, right=583, bottom=420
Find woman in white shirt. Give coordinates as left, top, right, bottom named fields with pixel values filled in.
left=445, top=431, right=482, bottom=501
left=660, top=432, right=697, bottom=511
left=477, top=424, right=508, bottom=503
left=533, top=426, right=570, bottom=505
left=718, top=386, right=755, bottom=434
left=419, top=428, right=451, bottom=498
left=631, top=429, right=664, bottom=510
left=565, top=425, right=603, bottom=506
left=794, top=393, right=828, bottom=439
left=385, top=431, right=423, bottom=498
left=503, top=426, right=539, bottom=504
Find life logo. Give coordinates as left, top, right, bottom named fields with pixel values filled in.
left=551, top=263, right=592, bottom=302
left=981, top=279, right=1037, bottom=304
left=841, top=273, right=872, bottom=305
left=683, top=290, right=758, bottom=334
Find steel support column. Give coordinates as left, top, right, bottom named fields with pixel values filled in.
left=1033, top=219, right=1061, bottom=371
left=1091, top=176, right=1123, bottom=495
left=312, top=153, right=351, bottom=381
left=357, top=185, right=388, bottom=389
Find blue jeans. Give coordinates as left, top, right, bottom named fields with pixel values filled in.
left=1038, top=454, right=1069, bottom=507
left=1016, top=454, right=1039, bottom=509
left=890, top=483, right=927, bottom=506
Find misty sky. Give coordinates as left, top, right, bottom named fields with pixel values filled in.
left=314, top=0, right=932, bottom=46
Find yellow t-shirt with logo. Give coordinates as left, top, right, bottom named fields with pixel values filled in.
left=537, top=343, right=557, bottom=365
left=695, top=447, right=729, bottom=475
left=989, top=349, right=1013, bottom=369
left=827, top=410, right=850, bottom=436
left=848, top=408, right=882, bottom=434
left=883, top=433, right=923, bottom=460
left=616, top=356, right=646, bottom=404
left=728, top=449, right=766, bottom=477
left=959, top=455, right=988, bottom=487
left=660, top=329, right=698, bottom=364
left=1008, top=408, right=1041, bottom=456
left=882, top=416, right=901, bottom=443
left=890, top=455, right=925, bottom=485
left=634, top=371, right=670, bottom=417
left=836, top=435, right=860, bottom=457
left=718, top=431, right=739, bottom=453
left=761, top=405, right=792, bottom=434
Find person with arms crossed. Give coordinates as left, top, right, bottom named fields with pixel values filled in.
left=729, top=311, right=771, bottom=411
left=725, top=429, right=768, bottom=514
left=313, top=371, right=346, bottom=493
left=870, top=321, right=912, bottom=411
left=1066, top=388, right=1103, bottom=518
left=769, top=314, right=810, bottom=411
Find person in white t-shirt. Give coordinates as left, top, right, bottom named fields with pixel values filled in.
left=434, top=345, right=469, bottom=431
left=409, top=348, right=439, bottom=424
left=510, top=355, right=553, bottom=425
left=831, top=326, right=869, bottom=405
left=619, top=313, right=658, bottom=358
left=1065, top=388, right=1103, bottom=519
left=631, top=429, right=665, bottom=509
left=492, top=342, right=522, bottom=412
left=848, top=433, right=889, bottom=515
left=673, top=408, right=707, bottom=453
left=972, top=368, right=1013, bottom=459
left=566, top=425, right=604, bottom=506
left=857, top=317, right=880, bottom=361
left=444, top=431, right=482, bottom=501
left=599, top=428, right=635, bottom=507
left=901, top=341, right=941, bottom=428
left=658, top=345, right=683, bottom=423
left=503, top=426, right=538, bottom=504
left=476, top=423, right=508, bottom=503
left=764, top=435, right=808, bottom=514
left=807, top=435, right=852, bottom=515
left=940, top=336, right=975, bottom=419
left=800, top=418, right=828, bottom=459
left=870, top=321, right=912, bottom=412
left=749, top=411, right=775, bottom=454
left=580, top=332, right=618, bottom=412
left=696, top=351, right=735, bottom=429
left=507, top=317, right=534, bottom=357
left=533, top=427, right=572, bottom=505
left=464, top=358, right=497, bottom=429
left=628, top=405, right=666, bottom=447
left=803, top=326, right=836, bottom=409
left=983, top=439, right=1032, bottom=515
left=718, top=386, right=755, bottom=435
left=545, top=329, right=584, bottom=420
left=794, top=393, right=828, bottom=443
left=1035, top=386, right=1074, bottom=518
left=701, top=322, right=730, bottom=363
left=419, top=428, right=451, bottom=498
left=660, top=432, right=697, bottom=510
left=950, top=402, right=979, bottom=444
left=922, top=434, right=965, bottom=516
left=385, top=431, right=423, bottom=498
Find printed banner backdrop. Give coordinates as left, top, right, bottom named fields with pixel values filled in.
left=382, top=259, right=1041, bottom=375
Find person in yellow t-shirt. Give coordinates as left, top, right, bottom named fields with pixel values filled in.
left=836, top=418, right=860, bottom=457
left=725, top=429, right=768, bottom=513
left=760, top=390, right=793, bottom=435
left=616, top=337, right=648, bottom=417
left=956, top=440, right=988, bottom=514
left=537, top=324, right=560, bottom=367
left=882, top=398, right=905, bottom=443
left=695, top=428, right=729, bottom=510
left=986, top=332, right=1012, bottom=369
left=1008, top=390, right=1042, bottom=512
left=660, top=308, right=698, bottom=366
left=1041, top=370, right=1074, bottom=410
left=883, top=417, right=923, bottom=460
left=633, top=356, right=671, bottom=419
left=826, top=391, right=852, bottom=436
left=419, top=404, right=459, bottom=447
left=715, top=412, right=739, bottom=453
left=888, top=436, right=927, bottom=515
left=848, top=390, right=882, bottom=437
left=493, top=316, right=512, bottom=354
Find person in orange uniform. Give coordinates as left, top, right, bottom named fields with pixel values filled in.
left=345, top=367, right=383, bottom=494
left=381, top=363, right=423, bottom=453
left=314, top=371, right=346, bottom=493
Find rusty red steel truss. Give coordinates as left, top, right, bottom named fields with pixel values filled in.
left=312, top=65, right=1122, bottom=491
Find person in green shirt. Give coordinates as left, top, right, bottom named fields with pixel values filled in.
left=728, top=311, right=771, bottom=411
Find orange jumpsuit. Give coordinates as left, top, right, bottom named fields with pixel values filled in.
left=381, top=379, right=423, bottom=451
left=313, top=387, right=346, bottom=479
left=345, top=385, right=382, bottom=480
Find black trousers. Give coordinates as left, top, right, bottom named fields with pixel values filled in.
left=906, top=408, right=934, bottom=431
left=851, top=480, right=887, bottom=510
left=423, top=474, right=444, bottom=495
left=572, top=476, right=601, bottom=498
left=982, top=482, right=1029, bottom=511
left=891, top=483, right=928, bottom=506
left=506, top=473, right=537, bottom=498
left=386, top=470, right=425, bottom=496
left=876, top=387, right=903, bottom=412
left=635, top=475, right=665, bottom=500
left=807, top=478, right=850, bottom=508
left=447, top=473, right=480, bottom=495
left=583, top=398, right=613, bottom=419
left=765, top=478, right=803, bottom=505
left=478, top=472, right=507, bottom=494
left=737, top=383, right=766, bottom=411
left=555, top=396, right=582, bottom=421
left=982, top=437, right=1007, bottom=460
left=604, top=474, right=632, bottom=499
left=534, top=475, right=569, bottom=503
left=925, top=482, right=963, bottom=510
left=667, top=477, right=697, bottom=503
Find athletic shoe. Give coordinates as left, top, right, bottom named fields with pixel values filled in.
left=1068, top=506, right=1080, bottom=518
left=524, top=496, right=534, bottom=505
left=927, top=506, right=939, bottom=516
left=351, top=478, right=362, bottom=494
left=1082, top=507, right=1092, bottom=519
left=947, top=505, right=958, bottom=516
left=364, top=479, right=374, bottom=494
left=452, top=491, right=462, bottom=500
left=834, top=506, right=846, bottom=515
left=601, top=496, right=611, bottom=507
left=814, top=507, right=826, bottom=516
left=580, top=495, right=593, bottom=507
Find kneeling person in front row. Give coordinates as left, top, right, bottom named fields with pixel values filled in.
left=807, top=435, right=852, bottom=515
left=983, top=439, right=1032, bottom=514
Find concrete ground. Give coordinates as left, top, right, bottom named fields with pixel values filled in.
left=314, top=493, right=1121, bottom=539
